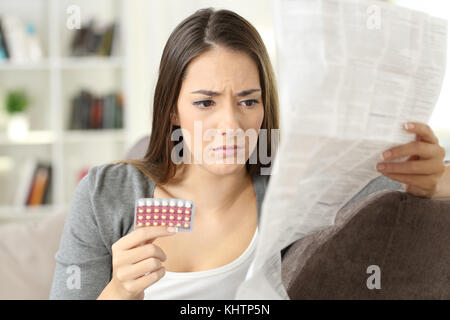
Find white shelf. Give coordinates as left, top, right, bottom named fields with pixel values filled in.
left=59, top=56, right=124, bottom=69
left=0, top=57, right=124, bottom=70
left=63, top=129, right=126, bottom=143
left=0, top=59, right=51, bottom=70
left=0, top=130, right=55, bottom=145
left=0, top=129, right=126, bottom=145
left=0, top=0, right=130, bottom=223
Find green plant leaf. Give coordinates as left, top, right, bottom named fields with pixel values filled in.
left=5, top=90, right=29, bottom=114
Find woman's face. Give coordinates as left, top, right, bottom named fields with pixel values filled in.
left=173, top=45, right=264, bottom=177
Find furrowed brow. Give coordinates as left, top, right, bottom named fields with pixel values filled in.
left=237, top=88, right=261, bottom=97
left=190, top=90, right=221, bottom=96
left=190, top=88, right=261, bottom=97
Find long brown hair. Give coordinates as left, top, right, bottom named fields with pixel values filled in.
left=114, top=7, right=280, bottom=184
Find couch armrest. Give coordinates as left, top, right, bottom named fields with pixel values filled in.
left=281, top=190, right=450, bottom=299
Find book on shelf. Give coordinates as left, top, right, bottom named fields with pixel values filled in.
left=98, top=23, right=116, bottom=57
left=69, top=90, right=124, bottom=130
left=14, top=158, right=37, bottom=206
left=0, top=15, right=43, bottom=62
left=91, top=97, right=102, bottom=129
left=0, top=17, right=10, bottom=60
left=14, top=158, right=52, bottom=207
left=27, top=163, right=52, bottom=206
left=70, top=19, right=118, bottom=57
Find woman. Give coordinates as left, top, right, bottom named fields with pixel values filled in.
left=50, top=8, right=449, bottom=300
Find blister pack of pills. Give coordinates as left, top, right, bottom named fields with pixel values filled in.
left=134, top=198, right=195, bottom=232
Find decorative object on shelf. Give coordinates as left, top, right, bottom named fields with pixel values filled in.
left=5, top=89, right=30, bottom=141
left=0, top=16, right=44, bottom=63
left=25, top=23, right=43, bottom=62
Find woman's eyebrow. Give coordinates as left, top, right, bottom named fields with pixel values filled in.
left=190, top=88, right=261, bottom=97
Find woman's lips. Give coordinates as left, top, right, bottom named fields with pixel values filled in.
left=213, top=145, right=243, bottom=155
left=213, top=145, right=240, bottom=150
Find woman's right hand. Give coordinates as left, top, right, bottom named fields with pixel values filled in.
left=98, top=226, right=177, bottom=300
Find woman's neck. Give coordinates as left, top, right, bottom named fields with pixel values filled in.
left=164, top=164, right=253, bottom=217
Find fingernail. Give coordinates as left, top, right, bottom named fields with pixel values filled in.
left=377, top=163, right=385, bottom=171
left=167, top=226, right=178, bottom=233
left=382, top=151, right=391, bottom=160
left=404, top=122, right=414, bottom=130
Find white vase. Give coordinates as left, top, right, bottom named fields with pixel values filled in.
left=7, top=112, right=30, bottom=141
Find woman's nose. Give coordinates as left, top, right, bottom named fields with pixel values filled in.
left=216, top=100, right=241, bottom=132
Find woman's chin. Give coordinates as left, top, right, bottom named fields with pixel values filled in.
left=202, top=161, right=246, bottom=176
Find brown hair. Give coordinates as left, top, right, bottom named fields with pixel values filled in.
left=114, top=7, right=280, bottom=184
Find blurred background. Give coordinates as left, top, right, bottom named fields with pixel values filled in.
left=0, top=0, right=448, bottom=226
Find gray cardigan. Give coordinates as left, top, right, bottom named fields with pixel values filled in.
left=49, top=161, right=420, bottom=299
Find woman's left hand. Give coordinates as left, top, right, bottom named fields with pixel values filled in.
left=376, top=121, right=446, bottom=198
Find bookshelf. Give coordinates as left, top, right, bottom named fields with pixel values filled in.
left=0, top=0, right=130, bottom=224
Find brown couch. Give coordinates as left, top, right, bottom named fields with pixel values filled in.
left=281, top=189, right=450, bottom=299
left=0, top=135, right=449, bottom=299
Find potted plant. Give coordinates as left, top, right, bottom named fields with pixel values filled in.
left=5, top=89, right=30, bottom=140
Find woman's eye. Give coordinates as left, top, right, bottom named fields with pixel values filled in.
left=240, top=99, right=259, bottom=108
left=193, top=100, right=215, bottom=108
left=193, top=99, right=259, bottom=109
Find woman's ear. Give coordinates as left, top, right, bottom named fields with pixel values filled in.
left=171, top=111, right=180, bottom=126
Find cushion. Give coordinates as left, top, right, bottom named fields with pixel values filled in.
left=0, top=212, right=67, bottom=299
left=281, top=190, right=450, bottom=299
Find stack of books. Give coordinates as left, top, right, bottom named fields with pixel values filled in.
left=70, top=19, right=117, bottom=57
left=68, top=90, right=124, bottom=130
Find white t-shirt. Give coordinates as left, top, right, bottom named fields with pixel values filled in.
left=144, top=226, right=259, bottom=299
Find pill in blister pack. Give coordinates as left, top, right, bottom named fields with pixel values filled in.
left=134, top=198, right=195, bottom=232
